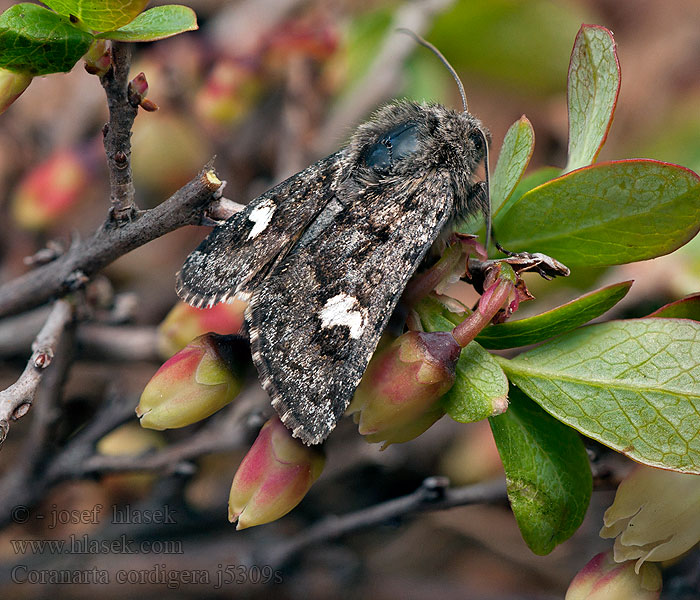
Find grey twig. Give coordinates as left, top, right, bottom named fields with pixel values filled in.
left=261, top=476, right=507, bottom=567
left=77, top=386, right=267, bottom=476
left=101, top=42, right=139, bottom=222
left=0, top=299, right=73, bottom=446
left=0, top=167, right=222, bottom=319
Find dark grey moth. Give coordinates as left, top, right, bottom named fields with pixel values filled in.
left=177, top=41, right=491, bottom=445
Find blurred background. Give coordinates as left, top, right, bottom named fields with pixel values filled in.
left=0, top=0, right=698, bottom=598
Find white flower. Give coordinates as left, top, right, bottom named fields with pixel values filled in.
left=600, top=465, right=700, bottom=569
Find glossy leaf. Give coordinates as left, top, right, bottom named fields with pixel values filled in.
left=0, top=4, right=93, bottom=75
left=97, top=5, right=197, bottom=41
left=647, top=293, right=700, bottom=321
left=441, top=341, right=509, bottom=423
left=494, top=159, right=700, bottom=267
left=499, top=318, right=700, bottom=473
left=489, top=388, right=592, bottom=555
left=564, top=25, right=620, bottom=173
left=476, top=281, right=632, bottom=349
left=41, top=0, right=148, bottom=31
left=491, top=116, right=535, bottom=215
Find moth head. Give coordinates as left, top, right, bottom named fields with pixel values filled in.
left=398, top=28, right=493, bottom=248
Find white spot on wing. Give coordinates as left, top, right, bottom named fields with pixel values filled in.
left=319, top=293, right=367, bottom=339
left=247, top=199, right=276, bottom=239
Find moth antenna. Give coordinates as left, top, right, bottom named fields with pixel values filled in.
left=479, top=127, right=492, bottom=252
left=396, top=28, right=468, bottom=113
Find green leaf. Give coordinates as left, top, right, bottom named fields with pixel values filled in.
left=491, top=116, right=535, bottom=214
left=494, top=159, right=700, bottom=267
left=441, top=342, right=509, bottom=423
left=489, top=388, right=592, bottom=555
left=40, top=0, right=148, bottom=31
left=476, top=281, right=632, bottom=349
left=494, top=165, right=560, bottom=221
left=647, top=293, right=700, bottom=321
left=499, top=318, right=700, bottom=473
left=97, top=5, right=197, bottom=41
left=564, top=25, right=620, bottom=173
left=416, top=294, right=470, bottom=332
left=0, top=4, right=93, bottom=75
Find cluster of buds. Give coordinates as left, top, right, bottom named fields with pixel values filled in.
left=350, top=250, right=522, bottom=448
left=137, top=333, right=244, bottom=430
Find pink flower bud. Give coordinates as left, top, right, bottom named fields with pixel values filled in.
left=11, top=148, right=92, bottom=230
left=566, top=550, right=661, bottom=600
left=137, top=333, right=243, bottom=430
left=157, top=300, right=247, bottom=358
left=229, top=416, right=325, bottom=529
left=128, top=72, right=149, bottom=104
left=83, top=39, right=111, bottom=76
left=348, top=331, right=461, bottom=448
left=0, top=67, right=32, bottom=114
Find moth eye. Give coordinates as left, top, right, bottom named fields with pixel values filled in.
left=363, top=142, right=392, bottom=172
left=362, top=122, right=419, bottom=173
left=387, top=123, right=419, bottom=161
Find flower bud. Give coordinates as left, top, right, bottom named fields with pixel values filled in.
left=600, top=465, right=700, bottom=568
left=348, top=331, right=461, bottom=448
left=157, top=299, right=247, bottom=358
left=96, top=423, right=165, bottom=499
left=0, top=67, right=32, bottom=114
left=83, top=39, right=111, bottom=76
left=11, top=148, right=92, bottom=230
left=228, top=416, right=325, bottom=529
left=137, top=333, right=243, bottom=430
left=565, top=550, right=661, bottom=600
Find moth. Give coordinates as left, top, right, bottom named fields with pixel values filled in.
left=176, top=35, right=492, bottom=445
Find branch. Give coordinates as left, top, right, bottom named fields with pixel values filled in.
left=0, top=167, right=222, bottom=318
left=261, top=476, right=507, bottom=567
left=101, top=42, right=139, bottom=221
left=0, top=299, right=73, bottom=446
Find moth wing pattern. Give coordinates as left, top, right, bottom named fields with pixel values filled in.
left=176, top=152, right=343, bottom=307
left=249, top=169, right=456, bottom=444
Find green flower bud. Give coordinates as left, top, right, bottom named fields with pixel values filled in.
left=348, top=331, right=461, bottom=448
left=0, top=67, right=32, bottom=114
left=137, top=333, right=243, bottom=430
